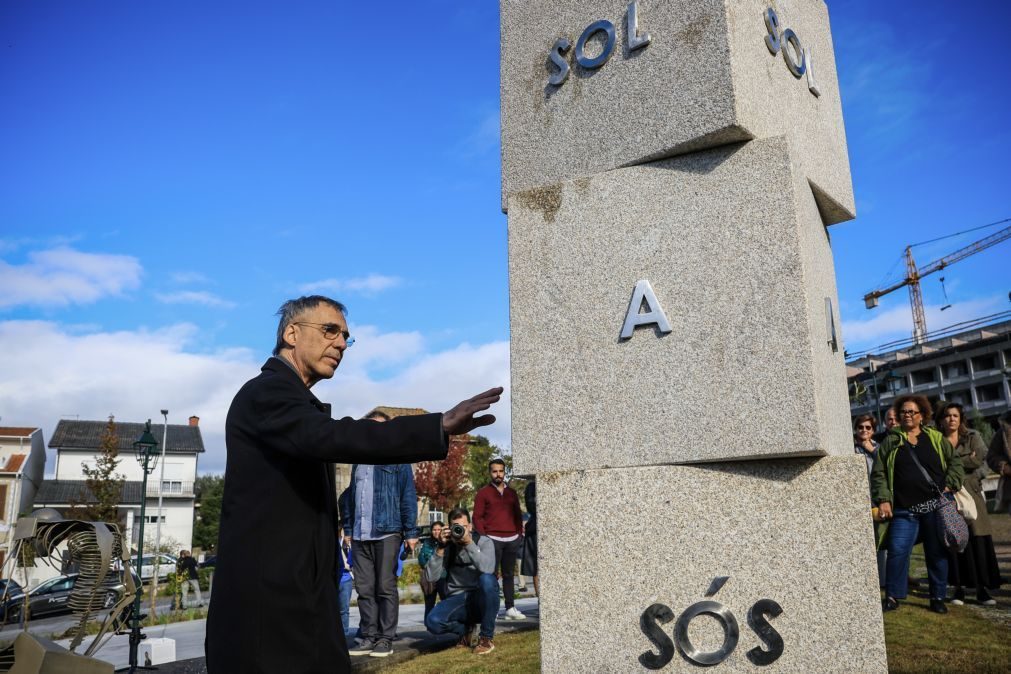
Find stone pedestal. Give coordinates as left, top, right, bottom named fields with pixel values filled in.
left=501, top=1, right=887, bottom=671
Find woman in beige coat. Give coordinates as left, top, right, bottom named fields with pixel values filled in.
left=935, top=403, right=1000, bottom=605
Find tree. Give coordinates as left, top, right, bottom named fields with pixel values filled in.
left=192, top=475, right=225, bottom=551
left=69, top=415, right=126, bottom=526
left=414, top=435, right=469, bottom=512
left=969, top=408, right=995, bottom=449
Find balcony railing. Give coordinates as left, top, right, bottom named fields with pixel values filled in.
left=146, top=480, right=195, bottom=497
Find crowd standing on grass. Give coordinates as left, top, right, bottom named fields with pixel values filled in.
left=860, top=396, right=1008, bottom=617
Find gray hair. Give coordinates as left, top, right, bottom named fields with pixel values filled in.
left=273, top=295, right=348, bottom=356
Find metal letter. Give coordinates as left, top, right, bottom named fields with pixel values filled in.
left=627, top=1, right=651, bottom=51
left=825, top=297, right=838, bottom=352
left=548, top=37, right=572, bottom=86
left=805, top=47, right=821, bottom=97
left=675, top=600, right=740, bottom=666
left=639, top=603, right=676, bottom=670
left=782, top=28, right=806, bottom=77
left=747, top=599, right=785, bottom=666
left=763, top=8, right=781, bottom=55
left=620, top=280, right=672, bottom=340
left=575, top=19, right=616, bottom=69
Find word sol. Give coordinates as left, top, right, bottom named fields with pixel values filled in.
left=763, top=7, right=820, bottom=97
left=639, top=578, right=785, bottom=669
left=548, top=1, right=651, bottom=86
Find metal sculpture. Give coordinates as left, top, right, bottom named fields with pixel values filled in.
left=0, top=508, right=139, bottom=670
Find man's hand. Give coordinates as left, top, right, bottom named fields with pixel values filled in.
left=406, top=538, right=419, bottom=552
left=878, top=502, right=893, bottom=519
left=443, top=387, right=504, bottom=435
left=343, top=535, right=351, bottom=547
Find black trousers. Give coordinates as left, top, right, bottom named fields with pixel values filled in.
left=354, top=535, right=402, bottom=641
left=491, top=537, right=523, bottom=609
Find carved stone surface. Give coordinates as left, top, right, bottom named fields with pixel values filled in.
left=500, top=0, right=854, bottom=223
left=535, top=457, right=887, bottom=673
left=509, top=136, right=851, bottom=475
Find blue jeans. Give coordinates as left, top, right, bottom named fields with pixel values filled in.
left=885, top=508, right=948, bottom=601
left=424, top=573, right=500, bottom=639
left=338, top=576, right=353, bottom=639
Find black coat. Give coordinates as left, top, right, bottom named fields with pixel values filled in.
left=206, top=358, right=447, bottom=673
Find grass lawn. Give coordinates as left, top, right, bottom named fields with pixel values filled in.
left=385, top=629, right=540, bottom=674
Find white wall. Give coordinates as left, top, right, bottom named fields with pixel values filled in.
left=56, top=451, right=197, bottom=484
left=138, top=499, right=194, bottom=552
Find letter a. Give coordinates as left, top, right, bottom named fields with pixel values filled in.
left=620, top=280, right=672, bottom=339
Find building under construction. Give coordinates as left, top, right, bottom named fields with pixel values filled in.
left=847, top=315, right=1011, bottom=426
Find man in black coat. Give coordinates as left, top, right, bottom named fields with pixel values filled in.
left=206, top=295, right=502, bottom=673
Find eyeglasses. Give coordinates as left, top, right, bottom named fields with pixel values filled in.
left=294, top=322, right=355, bottom=347
left=857, top=425, right=873, bottom=431
left=898, top=409, right=920, bottom=417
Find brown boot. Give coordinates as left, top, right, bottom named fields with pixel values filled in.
left=473, top=636, right=495, bottom=655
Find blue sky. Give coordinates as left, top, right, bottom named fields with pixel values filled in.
left=1, top=1, right=1009, bottom=473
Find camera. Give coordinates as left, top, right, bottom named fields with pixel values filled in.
left=450, top=523, right=467, bottom=539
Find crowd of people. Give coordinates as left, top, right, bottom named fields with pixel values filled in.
left=337, top=454, right=537, bottom=658
left=855, top=396, right=1010, bottom=614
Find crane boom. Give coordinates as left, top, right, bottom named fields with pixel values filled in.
left=862, top=221, right=1011, bottom=344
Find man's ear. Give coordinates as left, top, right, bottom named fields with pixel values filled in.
left=283, top=322, right=298, bottom=350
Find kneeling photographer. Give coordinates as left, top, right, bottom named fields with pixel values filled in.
left=423, top=507, right=500, bottom=655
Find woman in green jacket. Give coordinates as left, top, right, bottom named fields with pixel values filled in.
left=870, top=395, right=963, bottom=614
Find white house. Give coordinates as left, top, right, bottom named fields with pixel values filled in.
left=0, top=427, right=47, bottom=571
left=37, top=416, right=204, bottom=554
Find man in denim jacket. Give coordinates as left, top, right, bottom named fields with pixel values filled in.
left=340, top=411, right=419, bottom=659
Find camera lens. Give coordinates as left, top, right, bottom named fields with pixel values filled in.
left=451, top=523, right=466, bottom=538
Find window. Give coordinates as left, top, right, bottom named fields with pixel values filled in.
left=946, top=390, right=971, bottom=406
left=976, top=383, right=1005, bottom=403
left=429, top=511, right=444, bottom=525
left=942, top=361, right=967, bottom=379
left=971, top=354, right=997, bottom=372
left=161, top=481, right=183, bottom=493
left=144, top=515, right=166, bottom=524
left=910, top=368, right=937, bottom=386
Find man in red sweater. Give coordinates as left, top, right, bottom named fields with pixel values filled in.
left=472, top=458, right=526, bottom=620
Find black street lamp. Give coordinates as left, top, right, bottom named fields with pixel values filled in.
left=126, top=420, right=160, bottom=673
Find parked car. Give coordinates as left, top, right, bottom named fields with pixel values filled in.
left=0, top=579, right=23, bottom=600
left=137, top=554, right=178, bottom=582
left=0, top=573, right=123, bottom=622
left=198, top=554, right=216, bottom=569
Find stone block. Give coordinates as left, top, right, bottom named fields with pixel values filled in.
left=535, top=456, right=887, bottom=672
left=500, top=0, right=854, bottom=224
left=508, top=135, right=851, bottom=475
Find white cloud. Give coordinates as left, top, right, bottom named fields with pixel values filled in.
left=0, top=247, right=142, bottom=309
left=170, top=271, right=209, bottom=284
left=0, top=321, right=511, bottom=477
left=155, top=290, right=236, bottom=308
left=298, top=274, right=401, bottom=295
left=841, top=294, right=1007, bottom=353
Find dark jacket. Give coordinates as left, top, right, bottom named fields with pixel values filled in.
left=205, top=358, right=447, bottom=673
left=340, top=463, right=419, bottom=539
left=986, top=418, right=1011, bottom=511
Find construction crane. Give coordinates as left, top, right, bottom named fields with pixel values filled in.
left=863, top=219, right=1011, bottom=345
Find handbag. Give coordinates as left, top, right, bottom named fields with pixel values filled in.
left=953, top=487, right=977, bottom=522
left=905, top=441, right=969, bottom=553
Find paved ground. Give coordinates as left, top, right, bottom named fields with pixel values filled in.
left=46, top=596, right=540, bottom=670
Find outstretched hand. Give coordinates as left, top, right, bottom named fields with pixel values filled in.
left=442, top=387, right=504, bottom=436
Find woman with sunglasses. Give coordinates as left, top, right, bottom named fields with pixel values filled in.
left=854, top=414, right=886, bottom=588
left=870, top=395, right=964, bottom=614
left=934, top=402, right=1000, bottom=606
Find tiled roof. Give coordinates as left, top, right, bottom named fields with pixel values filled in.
left=35, top=479, right=143, bottom=506
left=0, top=454, right=26, bottom=473
left=49, top=420, right=205, bottom=454
left=368, top=406, right=429, bottom=419
left=0, top=427, right=39, bottom=438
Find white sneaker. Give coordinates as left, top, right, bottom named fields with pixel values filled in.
left=504, top=606, right=526, bottom=620
left=950, top=598, right=964, bottom=606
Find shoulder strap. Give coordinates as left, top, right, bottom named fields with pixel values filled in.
left=904, top=439, right=944, bottom=496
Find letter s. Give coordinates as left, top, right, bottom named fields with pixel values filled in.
left=747, top=599, right=784, bottom=666
left=639, top=603, right=675, bottom=670
left=548, top=38, right=571, bottom=86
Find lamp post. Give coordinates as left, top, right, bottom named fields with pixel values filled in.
left=151, top=410, right=169, bottom=611
left=128, top=420, right=160, bottom=673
